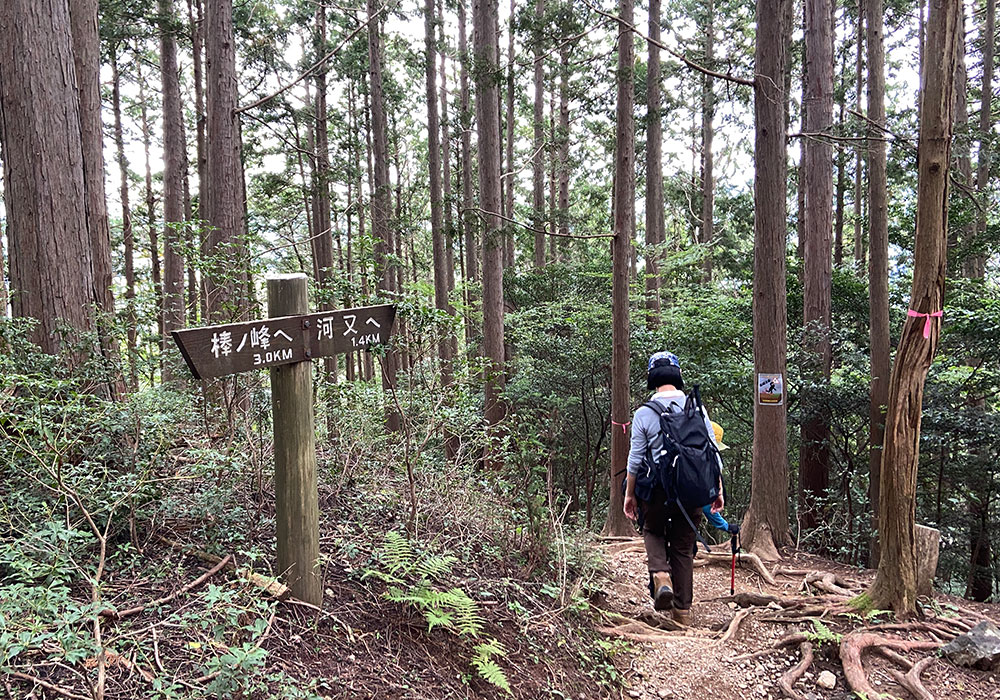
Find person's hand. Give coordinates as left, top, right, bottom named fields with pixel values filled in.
left=710, top=494, right=725, bottom=514
left=624, top=494, right=638, bottom=521
left=727, top=522, right=740, bottom=536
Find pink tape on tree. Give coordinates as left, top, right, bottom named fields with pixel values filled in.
left=612, top=420, right=631, bottom=434
left=907, top=309, right=943, bottom=339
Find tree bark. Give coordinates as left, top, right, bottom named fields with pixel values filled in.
left=475, top=0, right=506, bottom=454
left=503, top=0, right=516, bottom=268
left=853, top=7, right=865, bottom=275
left=866, top=0, right=890, bottom=568
left=532, top=0, right=547, bottom=268
left=645, top=0, right=663, bottom=326
left=112, top=50, right=138, bottom=390
left=742, top=0, right=793, bottom=560
left=0, top=0, right=100, bottom=357
left=204, top=0, right=249, bottom=323
left=161, top=0, right=188, bottom=381
left=68, top=0, right=115, bottom=325
left=866, top=0, right=960, bottom=616
left=972, top=0, right=994, bottom=279
left=557, top=6, right=571, bottom=249
left=799, top=0, right=834, bottom=531
left=368, top=0, right=401, bottom=431
left=605, top=0, right=635, bottom=537
left=459, top=0, right=479, bottom=354
left=699, top=0, right=716, bottom=283
left=188, top=0, right=208, bottom=321
left=426, top=0, right=454, bottom=388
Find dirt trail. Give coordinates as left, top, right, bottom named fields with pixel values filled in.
left=600, top=539, right=1000, bottom=700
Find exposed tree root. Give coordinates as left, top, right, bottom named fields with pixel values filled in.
left=717, top=609, right=751, bottom=645
left=730, top=632, right=809, bottom=661
left=634, top=608, right=684, bottom=632
left=838, top=631, right=940, bottom=700
left=777, top=641, right=814, bottom=700
left=712, top=592, right=782, bottom=607
left=887, top=656, right=935, bottom=700
left=694, top=550, right=777, bottom=586
left=802, top=571, right=855, bottom=597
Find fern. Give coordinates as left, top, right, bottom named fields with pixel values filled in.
left=472, top=641, right=512, bottom=695
left=415, top=554, right=458, bottom=581
left=806, top=618, right=843, bottom=646
left=370, top=532, right=512, bottom=693
left=381, top=531, right=415, bottom=574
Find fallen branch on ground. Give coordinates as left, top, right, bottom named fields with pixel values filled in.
left=778, top=641, right=814, bottom=700
left=155, top=535, right=289, bottom=599
left=8, top=671, right=91, bottom=700
left=100, top=555, right=232, bottom=620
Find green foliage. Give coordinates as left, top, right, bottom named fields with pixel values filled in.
left=365, top=532, right=510, bottom=692
left=806, top=619, right=843, bottom=647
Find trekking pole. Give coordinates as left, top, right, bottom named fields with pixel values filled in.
left=730, top=531, right=739, bottom=596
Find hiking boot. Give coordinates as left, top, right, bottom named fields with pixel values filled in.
left=651, top=572, right=673, bottom=611
left=671, top=607, right=691, bottom=625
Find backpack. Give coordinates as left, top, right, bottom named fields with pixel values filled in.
left=623, top=386, right=724, bottom=546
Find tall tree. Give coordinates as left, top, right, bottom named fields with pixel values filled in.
left=556, top=1, right=571, bottom=245
left=865, top=0, right=960, bottom=615
left=799, top=0, right=835, bottom=530
left=502, top=0, right=516, bottom=267
left=368, top=0, right=401, bottom=431
left=426, top=0, right=454, bottom=384
left=0, top=0, right=101, bottom=357
left=645, top=0, right=663, bottom=325
left=474, top=0, right=506, bottom=451
left=741, top=0, right=793, bottom=559
left=532, top=0, right=547, bottom=268
left=853, top=9, right=865, bottom=274
left=69, top=0, right=115, bottom=327
left=965, top=0, right=996, bottom=601
left=204, top=0, right=249, bottom=322
left=866, top=0, right=890, bottom=566
left=160, top=0, right=188, bottom=378
left=311, top=4, right=337, bottom=387
left=111, top=51, right=138, bottom=390
left=971, top=0, right=994, bottom=280
left=605, top=0, right=635, bottom=537
left=698, top=0, right=716, bottom=282
left=459, top=0, right=479, bottom=351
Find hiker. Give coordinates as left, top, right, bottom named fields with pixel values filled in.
left=622, top=352, right=724, bottom=624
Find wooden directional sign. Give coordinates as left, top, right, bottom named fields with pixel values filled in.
left=171, top=304, right=396, bottom=380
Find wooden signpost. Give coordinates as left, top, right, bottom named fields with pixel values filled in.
left=172, top=274, right=396, bottom=606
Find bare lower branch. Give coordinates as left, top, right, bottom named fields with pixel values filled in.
left=579, top=0, right=755, bottom=87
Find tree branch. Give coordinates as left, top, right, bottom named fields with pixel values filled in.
left=236, top=8, right=386, bottom=114
left=579, top=0, right=755, bottom=87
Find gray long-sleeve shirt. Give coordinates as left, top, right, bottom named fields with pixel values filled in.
left=626, top=390, right=717, bottom=476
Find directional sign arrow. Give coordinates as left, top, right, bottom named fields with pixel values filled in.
left=171, top=304, right=396, bottom=380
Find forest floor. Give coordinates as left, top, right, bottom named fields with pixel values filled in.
left=599, top=540, right=1000, bottom=700
left=8, top=442, right=1000, bottom=700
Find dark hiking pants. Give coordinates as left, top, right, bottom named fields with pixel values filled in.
left=640, top=489, right=702, bottom=610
